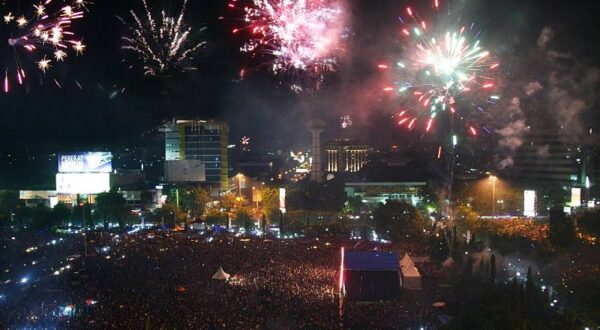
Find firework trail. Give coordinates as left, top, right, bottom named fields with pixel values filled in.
left=380, top=0, right=499, bottom=157
left=0, top=0, right=88, bottom=92
left=119, top=0, right=206, bottom=76
left=228, top=0, right=346, bottom=90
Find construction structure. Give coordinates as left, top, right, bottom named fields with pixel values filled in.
left=307, top=119, right=326, bottom=182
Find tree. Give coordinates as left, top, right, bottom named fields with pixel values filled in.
left=345, top=196, right=365, bottom=213
left=152, top=203, right=184, bottom=226
left=235, top=207, right=253, bottom=231
left=577, top=210, right=600, bottom=237
left=140, top=190, right=154, bottom=213
left=205, top=209, right=227, bottom=226
left=548, top=206, right=575, bottom=248
left=429, top=230, right=450, bottom=263
left=373, top=200, right=425, bottom=242
left=287, top=178, right=347, bottom=212
left=96, top=192, right=128, bottom=230
left=0, top=191, right=21, bottom=226
left=179, top=187, right=210, bottom=218
left=219, top=192, right=237, bottom=211
left=454, top=203, right=480, bottom=232
left=31, top=204, right=52, bottom=230
left=261, top=187, right=280, bottom=225
left=260, top=187, right=279, bottom=209
left=525, top=266, right=535, bottom=307
left=52, top=203, right=71, bottom=227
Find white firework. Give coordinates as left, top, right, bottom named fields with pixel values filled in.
left=119, top=0, right=206, bottom=76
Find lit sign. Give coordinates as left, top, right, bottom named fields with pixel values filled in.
left=279, top=188, right=286, bottom=214
left=571, top=188, right=581, bottom=207
left=58, top=152, right=112, bottom=173
left=523, top=190, right=536, bottom=217
left=56, top=173, right=110, bottom=194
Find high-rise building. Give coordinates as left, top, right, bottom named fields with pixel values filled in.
left=513, top=129, right=599, bottom=207
left=325, top=139, right=370, bottom=173
left=161, top=120, right=229, bottom=191
left=515, top=131, right=584, bottom=186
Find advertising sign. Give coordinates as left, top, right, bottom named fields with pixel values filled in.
left=571, top=188, right=581, bottom=207
left=59, top=152, right=112, bottom=173
left=279, top=188, right=286, bottom=214
left=56, top=173, right=110, bottom=194
left=523, top=190, right=536, bottom=217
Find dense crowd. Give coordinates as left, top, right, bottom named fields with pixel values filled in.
left=1, top=229, right=445, bottom=329
left=481, top=219, right=548, bottom=242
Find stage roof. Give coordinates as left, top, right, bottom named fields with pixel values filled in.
left=344, top=252, right=399, bottom=271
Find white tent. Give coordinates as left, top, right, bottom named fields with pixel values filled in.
left=400, top=253, right=414, bottom=270
left=442, top=257, right=454, bottom=268
left=402, top=264, right=422, bottom=290
left=212, top=267, right=231, bottom=281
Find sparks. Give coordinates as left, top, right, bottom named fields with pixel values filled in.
left=54, top=49, right=67, bottom=61
left=469, top=126, right=477, bottom=136
left=426, top=118, right=433, bottom=132
left=231, top=0, right=345, bottom=88
left=383, top=0, right=498, bottom=152
left=119, top=0, right=206, bottom=76
left=340, top=115, right=352, bottom=129
left=4, top=12, right=14, bottom=23
left=16, top=16, right=28, bottom=27
left=72, top=41, right=86, bottom=55
left=38, top=56, right=52, bottom=72
left=1, top=0, right=88, bottom=92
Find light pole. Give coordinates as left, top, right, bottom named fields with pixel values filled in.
left=489, top=175, right=497, bottom=218
left=252, top=187, right=259, bottom=209
left=236, top=174, right=244, bottom=199
left=81, top=202, right=87, bottom=263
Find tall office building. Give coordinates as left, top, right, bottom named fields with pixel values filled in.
left=161, top=120, right=229, bottom=191
left=514, top=130, right=585, bottom=187
left=325, top=139, right=370, bottom=173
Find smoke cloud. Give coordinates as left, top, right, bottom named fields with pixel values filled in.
left=493, top=26, right=599, bottom=170
left=536, top=27, right=554, bottom=48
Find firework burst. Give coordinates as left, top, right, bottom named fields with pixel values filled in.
left=1, top=0, right=87, bottom=92
left=119, top=0, right=206, bottom=76
left=340, top=115, right=352, bottom=129
left=229, top=0, right=346, bottom=89
left=381, top=0, right=499, bottom=154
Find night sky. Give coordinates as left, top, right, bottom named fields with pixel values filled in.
left=0, top=0, right=599, bottom=187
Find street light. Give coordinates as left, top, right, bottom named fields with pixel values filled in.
left=489, top=175, right=497, bottom=218
left=236, top=173, right=244, bottom=199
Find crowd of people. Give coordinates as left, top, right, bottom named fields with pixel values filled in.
left=481, top=219, right=549, bottom=242
left=1, top=229, right=446, bottom=329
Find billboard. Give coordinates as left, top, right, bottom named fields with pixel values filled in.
left=571, top=188, right=581, bottom=207
left=56, top=173, right=110, bottom=194
left=59, top=152, right=112, bottom=173
left=165, top=160, right=206, bottom=182
left=523, top=190, right=536, bottom=217
left=279, top=188, right=286, bottom=213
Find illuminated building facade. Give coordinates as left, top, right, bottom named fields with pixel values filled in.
left=345, top=182, right=426, bottom=208
left=325, top=139, right=370, bottom=173
left=161, top=119, right=229, bottom=191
